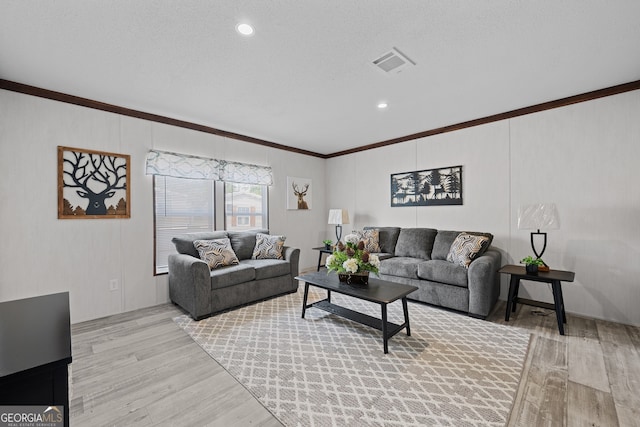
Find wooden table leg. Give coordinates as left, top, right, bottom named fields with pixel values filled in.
left=301, top=282, right=309, bottom=318
left=551, top=281, right=565, bottom=335
left=555, top=281, right=567, bottom=323
left=402, top=297, right=411, bottom=336
left=381, top=303, right=389, bottom=354
left=505, top=276, right=519, bottom=321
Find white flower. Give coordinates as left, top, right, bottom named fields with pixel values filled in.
left=343, top=258, right=359, bottom=273
left=325, top=255, right=335, bottom=267
left=368, top=254, right=380, bottom=269
left=344, top=233, right=360, bottom=245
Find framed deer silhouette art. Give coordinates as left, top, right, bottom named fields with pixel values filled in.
left=287, top=176, right=312, bottom=210
left=58, top=146, right=131, bottom=219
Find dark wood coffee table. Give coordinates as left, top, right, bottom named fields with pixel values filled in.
left=296, top=271, right=418, bottom=354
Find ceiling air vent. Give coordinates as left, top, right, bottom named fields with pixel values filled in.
left=371, top=47, right=416, bottom=74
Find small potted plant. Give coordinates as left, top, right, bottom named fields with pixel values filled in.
left=520, top=256, right=545, bottom=274
left=322, top=239, right=333, bottom=250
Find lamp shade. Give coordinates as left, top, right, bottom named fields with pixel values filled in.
left=328, top=209, right=349, bottom=225
left=517, top=203, right=560, bottom=230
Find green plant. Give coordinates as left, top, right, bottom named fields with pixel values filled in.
left=322, top=239, right=332, bottom=246
left=520, top=256, right=545, bottom=266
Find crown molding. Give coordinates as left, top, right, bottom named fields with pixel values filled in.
left=2, top=78, right=639, bottom=159
left=0, top=79, right=325, bottom=159
left=327, top=79, right=640, bottom=158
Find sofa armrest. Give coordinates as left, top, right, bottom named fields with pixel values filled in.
left=168, top=253, right=211, bottom=320
left=467, top=248, right=502, bottom=318
left=283, top=246, right=300, bottom=286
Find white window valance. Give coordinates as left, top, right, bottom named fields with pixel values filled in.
left=145, top=150, right=273, bottom=185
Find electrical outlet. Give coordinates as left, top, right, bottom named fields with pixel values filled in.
left=109, top=279, right=119, bottom=291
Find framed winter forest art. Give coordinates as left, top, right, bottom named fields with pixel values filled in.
left=391, top=165, right=463, bottom=207
left=58, top=146, right=131, bottom=219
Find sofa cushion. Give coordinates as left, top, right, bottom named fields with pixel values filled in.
left=365, top=226, right=401, bottom=254
left=432, top=230, right=494, bottom=260
left=194, top=238, right=240, bottom=270
left=172, top=231, right=228, bottom=258
left=393, top=228, right=437, bottom=260
left=431, top=230, right=461, bottom=260
left=446, top=232, right=491, bottom=267
left=379, top=257, right=422, bottom=278
left=241, top=259, right=291, bottom=280
left=252, top=233, right=286, bottom=260
left=417, top=260, right=468, bottom=288
left=357, top=229, right=381, bottom=253
left=228, top=229, right=269, bottom=260
left=209, top=264, right=256, bottom=290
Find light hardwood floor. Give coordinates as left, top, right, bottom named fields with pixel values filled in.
left=69, top=295, right=640, bottom=426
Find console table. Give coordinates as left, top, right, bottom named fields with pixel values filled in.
left=0, top=292, right=72, bottom=427
left=499, top=265, right=575, bottom=335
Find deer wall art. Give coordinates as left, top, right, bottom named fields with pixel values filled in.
left=58, top=146, right=131, bottom=218
left=287, top=177, right=312, bottom=210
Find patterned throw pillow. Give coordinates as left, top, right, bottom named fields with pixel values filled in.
left=358, top=229, right=381, bottom=253
left=446, top=232, right=490, bottom=268
left=252, top=233, right=286, bottom=260
left=193, top=238, right=240, bottom=270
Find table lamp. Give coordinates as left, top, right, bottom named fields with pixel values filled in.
left=517, top=203, right=559, bottom=263
left=328, top=209, right=349, bottom=243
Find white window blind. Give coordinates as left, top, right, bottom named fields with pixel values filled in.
left=154, top=176, right=215, bottom=273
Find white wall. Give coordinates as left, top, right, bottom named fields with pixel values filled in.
left=3, top=88, right=638, bottom=326
left=327, top=90, right=640, bottom=327
left=0, top=90, right=326, bottom=323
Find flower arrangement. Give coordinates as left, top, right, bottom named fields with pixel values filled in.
left=325, top=233, right=380, bottom=276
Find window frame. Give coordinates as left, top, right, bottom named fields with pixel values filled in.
left=152, top=177, right=269, bottom=276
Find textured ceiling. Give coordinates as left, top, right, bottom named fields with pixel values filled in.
left=1, top=1, right=639, bottom=156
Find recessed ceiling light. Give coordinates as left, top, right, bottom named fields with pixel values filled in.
left=377, top=102, right=388, bottom=109
left=236, top=23, right=254, bottom=36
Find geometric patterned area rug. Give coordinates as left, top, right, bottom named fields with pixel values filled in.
left=174, top=285, right=531, bottom=427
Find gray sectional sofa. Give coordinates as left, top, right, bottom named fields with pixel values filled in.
left=168, top=229, right=300, bottom=320
left=364, top=226, right=501, bottom=319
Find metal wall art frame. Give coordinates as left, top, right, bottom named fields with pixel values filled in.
left=58, top=146, right=131, bottom=219
left=391, top=165, right=463, bottom=207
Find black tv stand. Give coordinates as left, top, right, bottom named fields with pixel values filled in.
left=0, top=292, right=72, bottom=427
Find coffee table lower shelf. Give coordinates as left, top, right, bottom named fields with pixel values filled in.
left=307, top=299, right=409, bottom=339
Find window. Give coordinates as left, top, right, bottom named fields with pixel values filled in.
left=147, top=150, right=272, bottom=274
left=153, top=176, right=215, bottom=274
left=225, top=183, right=268, bottom=231
left=153, top=178, right=269, bottom=274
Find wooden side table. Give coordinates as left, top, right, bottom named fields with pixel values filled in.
left=499, top=265, right=575, bottom=335
left=312, top=246, right=333, bottom=271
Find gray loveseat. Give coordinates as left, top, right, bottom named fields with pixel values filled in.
left=168, top=229, right=300, bottom=320
left=364, top=227, right=501, bottom=319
